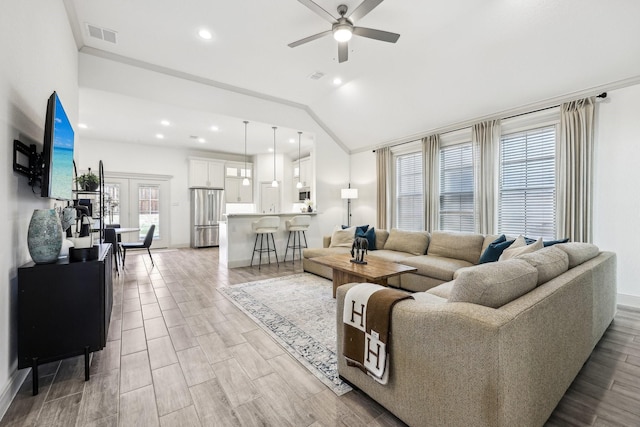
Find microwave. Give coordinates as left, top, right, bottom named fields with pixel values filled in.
left=298, top=190, right=311, bottom=201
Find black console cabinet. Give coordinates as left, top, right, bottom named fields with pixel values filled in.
left=17, top=243, right=113, bottom=395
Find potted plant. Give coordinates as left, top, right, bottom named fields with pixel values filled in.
left=76, top=169, right=100, bottom=191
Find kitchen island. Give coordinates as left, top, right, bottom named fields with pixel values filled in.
left=219, top=212, right=319, bottom=268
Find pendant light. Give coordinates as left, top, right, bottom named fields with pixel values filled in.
left=296, top=131, right=303, bottom=189
left=242, top=121, right=250, bottom=186
left=271, top=126, right=279, bottom=188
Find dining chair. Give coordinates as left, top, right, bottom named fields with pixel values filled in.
left=121, top=224, right=155, bottom=267
left=103, top=227, right=120, bottom=273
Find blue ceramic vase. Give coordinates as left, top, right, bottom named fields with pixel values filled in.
left=27, top=208, right=63, bottom=264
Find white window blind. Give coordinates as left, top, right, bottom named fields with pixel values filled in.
left=498, top=126, right=556, bottom=240
left=395, top=152, right=424, bottom=231
left=439, top=143, right=474, bottom=232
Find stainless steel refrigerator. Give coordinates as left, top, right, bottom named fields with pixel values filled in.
left=190, top=188, right=224, bottom=248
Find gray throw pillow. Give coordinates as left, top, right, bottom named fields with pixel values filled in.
left=383, top=229, right=430, bottom=256
left=448, top=259, right=538, bottom=308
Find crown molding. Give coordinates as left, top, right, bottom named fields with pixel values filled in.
left=352, top=74, right=640, bottom=155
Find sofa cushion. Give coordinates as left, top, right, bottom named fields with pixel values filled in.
left=375, top=229, right=390, bottom=250
left=556, top=242, right=600, bottom=268
left=303, top=247, right=350, bottom=258
left=479, top=235, right=516, bottom=264
left=329, top=226, right=356, bottom=248
left=448, top=259, right=538, bottom=308
left=357, top=227, right=376, bottom=250
left=516, top=246, right=569, bottom=286
left=367, top=249, right=415, bottom=263
left=400, top=255, right=474, bottom=282
left=499, top=238, right=543, bottom=261
left=426, top=280, right=455, bottom=299
left=413, top=292, right=448, bottom=305
left=428, top=231, right=485, bottom=264
left=383, top=229, right=430, bottom=256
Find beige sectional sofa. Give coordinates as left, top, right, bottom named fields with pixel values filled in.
left=303, top=228, right=495, bottom=292
left=334, top=242, right=617, bottom=427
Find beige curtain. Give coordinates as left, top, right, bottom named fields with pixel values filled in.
left=558, top=97, right=595, bottom=242
left=422, top=134, right=440, bottom=232
left=376, top=147, right=391, bottom=230
left=472, top=120, right=500, bottom=234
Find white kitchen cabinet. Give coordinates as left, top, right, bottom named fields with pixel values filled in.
left=189, top=159, right=225, bottom=188
left=225, top=177, right=253, bottom=203
left=292, top=156, right=311, bottom=187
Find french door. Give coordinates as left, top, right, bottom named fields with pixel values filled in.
left=104, top=175, right=170, bottom=248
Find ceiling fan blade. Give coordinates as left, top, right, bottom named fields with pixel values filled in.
left=296, top=0, right=336, bottom=23
left=353, top=26, right=400, bottom=43
left=338, top=42, right=348, bottom=63
left=347, top=0, right=384, bottom=22
left=288, top=30, right=332, bottom=48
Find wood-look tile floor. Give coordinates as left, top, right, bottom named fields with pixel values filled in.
left=1, top=247, right=640, bottom=427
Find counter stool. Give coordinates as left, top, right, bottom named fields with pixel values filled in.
left=284, top=215, right=310, bottom=264
left=251, top=216, right=280, bottom=269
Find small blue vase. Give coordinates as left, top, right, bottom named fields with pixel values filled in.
left=27, top=209, right=63, bottom=264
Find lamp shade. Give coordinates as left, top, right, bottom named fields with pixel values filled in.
left=341, top=188, right=358, bottom=199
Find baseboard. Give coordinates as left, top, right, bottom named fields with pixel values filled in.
left=617, top=293, right=640, bottom=310
left=0, top=368, right=29, bottom=421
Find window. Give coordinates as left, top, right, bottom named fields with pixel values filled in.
left=104, top=183, right=120, bottom=225
left=439, top=143, right=474, bottom=232
left=395, top=152, right=424, bottom=231
left=499, top=126, right=556, bottom=240
left=138, top=185, right=160, bottom=240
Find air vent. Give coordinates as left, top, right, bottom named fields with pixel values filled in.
left=85, top=23, right=118, bottom=44
left=308, top=71, right=325, bottom=80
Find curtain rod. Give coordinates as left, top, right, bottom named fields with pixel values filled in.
left=372, top=92, right=607, bottom=153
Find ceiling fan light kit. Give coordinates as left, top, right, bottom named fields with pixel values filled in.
left=289, top=0, right=400, bottom=63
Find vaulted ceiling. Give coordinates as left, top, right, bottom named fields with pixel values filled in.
left=66, top=0, right=640, bottom=155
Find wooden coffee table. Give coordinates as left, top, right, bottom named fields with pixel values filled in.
left=311, top=254, right=418, bottom=298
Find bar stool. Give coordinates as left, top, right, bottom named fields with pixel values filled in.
left=284, top=215, right=310, bottom=264
left=250, top=216, right=280, bottom=269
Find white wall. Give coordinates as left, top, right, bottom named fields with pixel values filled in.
left=0, top=0, right=78, bottom=416
left=594, top=83, right=640, bottom=303
left=76, top=139, right=191, bottom=247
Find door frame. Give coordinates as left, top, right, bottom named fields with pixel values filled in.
left=104, top=172, right=172, bottom=248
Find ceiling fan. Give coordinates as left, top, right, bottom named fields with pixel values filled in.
left=288, top=0, right=400, bottom=63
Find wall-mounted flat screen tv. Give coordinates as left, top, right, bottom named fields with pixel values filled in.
left=41, top=91, right=74, bottom=200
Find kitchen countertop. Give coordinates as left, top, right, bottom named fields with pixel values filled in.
left=224, top=212, right=318, bottom=217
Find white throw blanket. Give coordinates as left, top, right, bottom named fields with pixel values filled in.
left=342, top=283, right=412, bottom=384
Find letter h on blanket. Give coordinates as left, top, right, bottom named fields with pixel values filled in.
left=342, top=283, right=413, bottom=384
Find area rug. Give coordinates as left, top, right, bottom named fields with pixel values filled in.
left=220, top=273, right=352, bottom=395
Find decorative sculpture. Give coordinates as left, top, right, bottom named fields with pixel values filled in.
left=350, top=236, right=369, bottom=264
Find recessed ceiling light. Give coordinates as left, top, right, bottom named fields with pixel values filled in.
left=198, top=28, right=212, bottom=40
left=268, top=148, right=274, bottom=153
left=161, top=120, right=170, bottom=126
left=156, top=133, right=164, bottom=139
left=78, top=123, right=88, bottom=129
left=198, top=138, right=206, bottom=143
left=210, top=125, right=219, bottom=132
left=333, top=77, right=343, bottom=85
left=289, top=138, right=295, bottom=143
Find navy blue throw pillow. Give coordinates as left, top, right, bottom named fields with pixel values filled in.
left=356, top=227, right=376, bottom=250
left=543, top=238, right=570, bottom=247
left=342, top=224, right=369, bottom=234
left=479, top=235, right=515, bottom=263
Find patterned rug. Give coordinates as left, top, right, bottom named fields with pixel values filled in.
left=220, top=273, right=352, bottom=395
